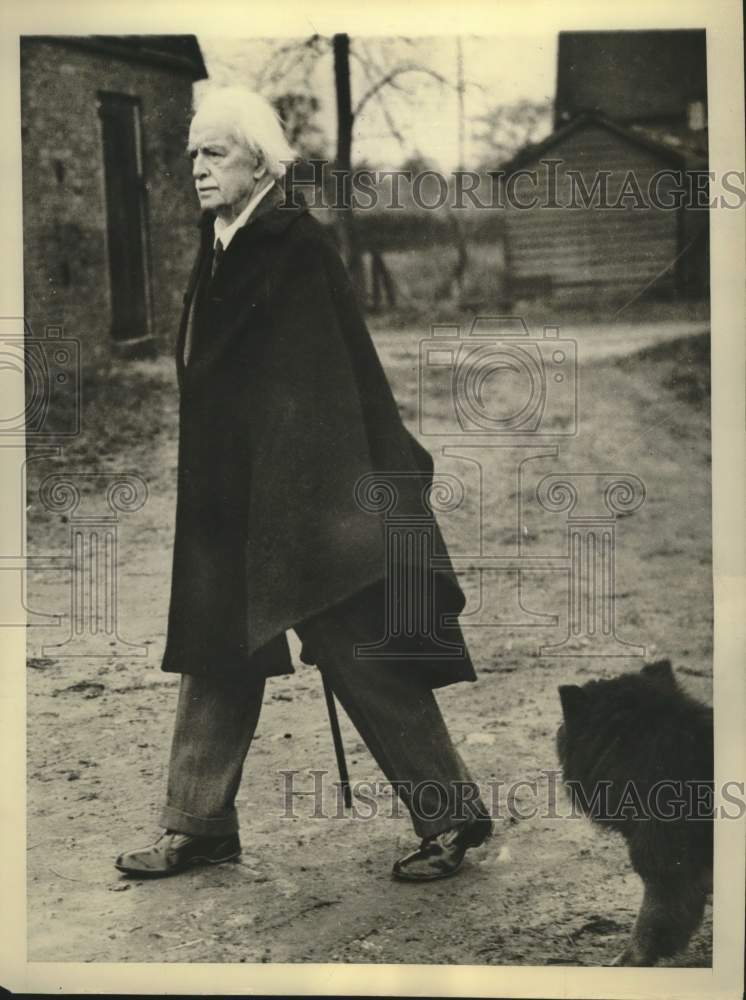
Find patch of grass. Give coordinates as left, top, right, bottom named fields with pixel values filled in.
left=615, top=331, right=711, bottom=406
left=367, top=244, right=508, bottom=326
left=29, top=358, right=174, bottom=483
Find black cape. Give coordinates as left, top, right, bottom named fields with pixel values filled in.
left=161, top=185, right=476, bottom=688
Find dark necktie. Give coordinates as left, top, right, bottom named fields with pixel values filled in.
left=211, top=238, right=224, bottom=278
left=184, top=239, right=222, bottom=366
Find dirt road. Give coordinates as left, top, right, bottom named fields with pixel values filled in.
left=26, top=318, right=713, bottom=965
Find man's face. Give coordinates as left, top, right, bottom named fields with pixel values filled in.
left=188, top=109, right=265, bottom=222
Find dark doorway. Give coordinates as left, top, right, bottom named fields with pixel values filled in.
left=98, top=92, right=151, bottom=343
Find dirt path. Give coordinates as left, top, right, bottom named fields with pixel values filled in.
left=26, top=320, right=712, bottom=966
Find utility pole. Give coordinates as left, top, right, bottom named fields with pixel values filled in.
left=453, top=35, right=467, bottom=301
left=332, top=33, right=364, bottom=301
left=456, top=35, right=465, bottom=171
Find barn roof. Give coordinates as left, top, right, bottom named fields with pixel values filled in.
left=628, top=123, right=709, bottom=163
left=554, top=29, right=707, bottom=129
left=23, top=35, right=208, bottom=79
left=489, top=112, right=705, bottom=177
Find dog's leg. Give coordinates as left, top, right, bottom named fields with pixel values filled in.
left=611, top=877, right=708, bottom=967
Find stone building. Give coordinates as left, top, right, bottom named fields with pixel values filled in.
left=20, top=35, right=207, bottom=360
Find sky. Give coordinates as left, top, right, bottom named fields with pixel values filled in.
left=198, top=34, right=558, bottom=171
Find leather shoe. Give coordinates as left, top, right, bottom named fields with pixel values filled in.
left=114, top=831, right=241, bottom=878
left=392, top=815, right=493, bottom=882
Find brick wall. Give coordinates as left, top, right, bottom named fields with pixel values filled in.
left=21, top=39, right=202, bottom=363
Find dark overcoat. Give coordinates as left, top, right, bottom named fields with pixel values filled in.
left=161, top=183, right=476, bottom=688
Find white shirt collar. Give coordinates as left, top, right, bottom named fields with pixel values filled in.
left=213, top=178, right=275, bottom=250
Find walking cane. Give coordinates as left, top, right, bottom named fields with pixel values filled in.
left=320, top=670, right=353, bottom=809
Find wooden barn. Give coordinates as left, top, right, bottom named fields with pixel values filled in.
left=20, top=35, right=207, bottom=360
left=495, top=29, right=709, bottom=303
left=495, top=113, right=708, bottom=301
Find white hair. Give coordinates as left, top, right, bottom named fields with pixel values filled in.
left=191, top=84, right=296, bottom=179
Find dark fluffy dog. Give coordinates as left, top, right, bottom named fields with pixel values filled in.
left=557, top=659, right=713, bottom=966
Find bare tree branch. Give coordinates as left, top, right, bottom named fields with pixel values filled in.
left=352, top=43, right=409, bottom=148
left=254, top=35, right=330, bottom=91
left=352, top=42, right=410, bottom=95
left=353, top=63, right=452, bottom=117
left=254, top=39, right=307, bottom=89
left=350, top=46, right=404, bottom=94
left=371, top=94, right=407, bottom=148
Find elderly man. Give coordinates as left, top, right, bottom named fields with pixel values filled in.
left=115, top=86, right=492, bottom=882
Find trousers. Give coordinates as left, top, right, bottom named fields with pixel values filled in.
left=159, top=590, right=487, bottom=840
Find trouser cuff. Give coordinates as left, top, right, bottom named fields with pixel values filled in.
left=413, top=812, right=483, bottom=839
left=159, top=804, right=239, bottom=837
left=409, top=793, right=491, bottom=839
